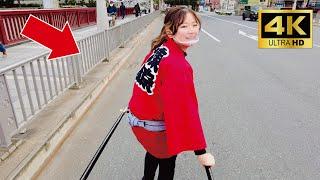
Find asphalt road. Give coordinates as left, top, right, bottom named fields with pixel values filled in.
left=37, top=14, right=320, bottom=180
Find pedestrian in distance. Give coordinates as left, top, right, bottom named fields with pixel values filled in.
left=134, top=3, right=141, bottom=17
left=127, top=6, right=215, bottom=180
left=0, top=42, right=7, bottom=57
left=120, top=2, right=126, bottom=19
left=107, top=1, right=117, bottom=27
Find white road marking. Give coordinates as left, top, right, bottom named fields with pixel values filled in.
left=202, top=14, right=257, bottom=30
left=238, top=30, right=258, bottom=41
left=201, top=29, right=221, bottom=42
left=313, top=44, right=320, bottom=47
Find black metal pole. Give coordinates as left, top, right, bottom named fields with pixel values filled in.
left=80, top=108, right=128, bottom=180
left=205, top=166, right=214, bottom=180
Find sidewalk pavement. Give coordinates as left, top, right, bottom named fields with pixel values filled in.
left=0, top=13, right=156, bottom=179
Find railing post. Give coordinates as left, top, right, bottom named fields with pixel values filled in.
left=0, top=16, right=9, bottom=45
left=49, top=12, right=53, bottom=25
left=74, top=54, right=83, bottom=84
left=0, top=74, right=18, bottom=147
left=104, top=29, right=111, bottom=62
left=69, top=55, right=82, bottom=89
left=120, top=25, right=124, bottom=48
left=64, top=11, right=68, bottom=24
left=77, top=10, right=81, bottom=27
left=87, top=10, right=90, bottom=25
left=102, top=30, right=109, bottom=62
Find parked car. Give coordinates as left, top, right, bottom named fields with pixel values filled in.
left=215, top=9, right=233, bottom=16
left=242, top=6, right=259, bottom=21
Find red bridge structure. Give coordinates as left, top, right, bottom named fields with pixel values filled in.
left=0, top=7, right=134, bottom=46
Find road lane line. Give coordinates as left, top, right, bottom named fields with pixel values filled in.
left=201, top=28, right=221, bottom=42
left=238, top=30, right=258, bottom=41
left=201, top=14, right=257, bottom=30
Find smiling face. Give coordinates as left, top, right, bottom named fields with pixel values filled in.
left=151, top=7, right=201, bottom=51
left=172, top=12, right=200, bottom=50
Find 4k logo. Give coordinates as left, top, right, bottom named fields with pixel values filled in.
left=258, top=10, right=313, bottom=48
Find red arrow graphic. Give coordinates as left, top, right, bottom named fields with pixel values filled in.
left=20, top=15, right=80, bottom=60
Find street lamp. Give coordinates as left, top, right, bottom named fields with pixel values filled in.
left=226, top=0, right=230, bottom=10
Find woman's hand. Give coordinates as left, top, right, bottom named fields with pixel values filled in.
left=197, top=153, right=215, bottom=167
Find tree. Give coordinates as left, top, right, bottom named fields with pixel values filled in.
left=154, top=0, right=160, bottom=5
left=68, top=0, right=76, bottom=5
left=5, top=0, right=15, bottom=6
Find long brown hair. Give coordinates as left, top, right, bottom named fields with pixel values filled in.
left=151, top=7, right=201, bottom=50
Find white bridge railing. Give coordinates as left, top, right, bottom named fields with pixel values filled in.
left=0, top=11, right=160, bottom=147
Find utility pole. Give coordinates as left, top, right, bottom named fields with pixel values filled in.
left=150, top=0, right=154, bottom=12
left=97, top=0, right=108, bottom=30
left=226, top=0, right=230, bottom=10
left=43, top=0, right=59, bottom=9
left=292, top=0, right=298, bottom=10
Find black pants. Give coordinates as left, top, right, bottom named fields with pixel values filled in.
left=142, top=152, right=177, bottom=180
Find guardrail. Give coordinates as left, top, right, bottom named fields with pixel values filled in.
left=0, top=11, right=160, bottom=147
left=0, top=8, right=96, bottom=46
left=0, top=7, right=135, bottom=46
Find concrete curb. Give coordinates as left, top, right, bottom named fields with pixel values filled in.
left=6, top=22, right=149, bottom=180
left=0, top=140, right=23, bottom=161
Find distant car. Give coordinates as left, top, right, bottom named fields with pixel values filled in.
left=242, top=6, right=258, bottom=21
left=215, top=9, right=233, bottom=16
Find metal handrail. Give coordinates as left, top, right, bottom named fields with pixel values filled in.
left=0, top=11, right=160, bottom=147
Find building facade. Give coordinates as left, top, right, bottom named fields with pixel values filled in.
left=204, top=0, right=319, bottom=10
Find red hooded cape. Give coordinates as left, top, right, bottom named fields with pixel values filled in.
left=128, top=38, right=207, bottom=158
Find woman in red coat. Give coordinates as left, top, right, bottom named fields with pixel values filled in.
left=128, top=7, right=215, bottom=180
